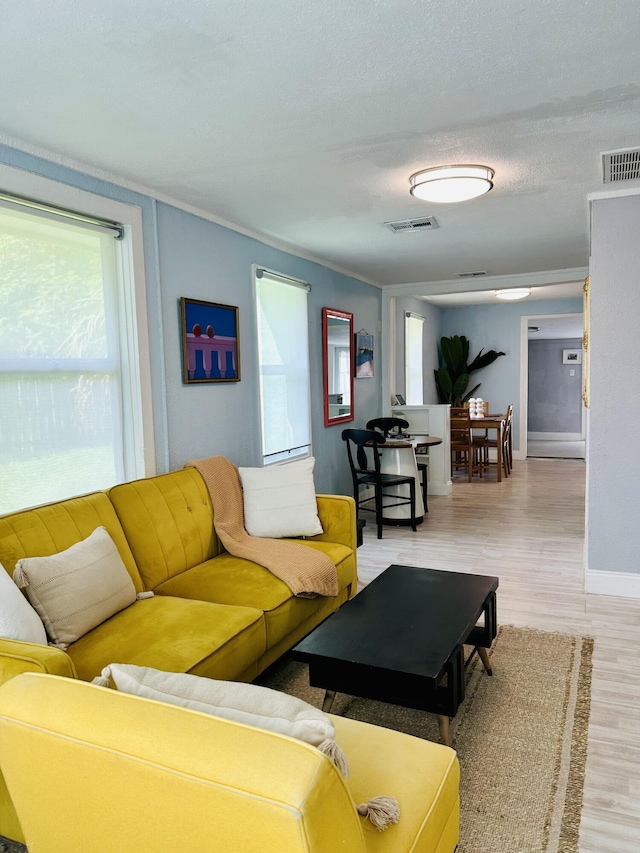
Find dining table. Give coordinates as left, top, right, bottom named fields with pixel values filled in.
left=470, top=413, right=507, bottom=482
left=377, top=434, right=443, bottom=523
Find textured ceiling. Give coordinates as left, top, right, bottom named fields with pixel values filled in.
left=1, top=0, right=639, bottom=286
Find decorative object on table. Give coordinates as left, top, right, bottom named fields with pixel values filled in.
left=562, top=348, right=582, bottom=364
left=322, top=307, right=354, bottom=427
left=467, top=398, right=485, bottom=419
left=354, top=329, right=374, bottom=378
left=180, top=297, right=240, bottom=383
left=434, top=335, right=505, bottom=406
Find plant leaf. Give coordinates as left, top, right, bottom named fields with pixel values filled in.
left=452, top=373, right=469, bottom=406
left=467, top=349, right=506, bottom=373
left=435, top=367, right=453, bottom=402
left=463, top=383, right=481, bottom=402
left=440, top=337, right=456, bottom=372
left=460, top=336, right=470, bottom=366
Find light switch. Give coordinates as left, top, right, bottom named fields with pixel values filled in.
left=569, top=369, right=575, bottom=376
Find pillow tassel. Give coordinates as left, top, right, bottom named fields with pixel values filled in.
left=318, top=738, right=349, bottom=777
left=136, top=591, right=154, bottom=600
left=357, top=796, right=400, bottom=831
left=91, top=666, right=112, bottom=688
left=12, top=564, right=29, bottom=588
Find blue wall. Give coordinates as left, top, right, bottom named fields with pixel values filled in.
left=0, top=144, right=382, bottom=495
left=441, top=298, right=583, bottom=451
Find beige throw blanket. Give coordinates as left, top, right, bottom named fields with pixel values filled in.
left=185, top=456, right=338, bottom=598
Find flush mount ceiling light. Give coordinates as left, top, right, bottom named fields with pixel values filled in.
left=495, top=288, right=531, bottom=301
left=409, top=164, right=494, bottom=203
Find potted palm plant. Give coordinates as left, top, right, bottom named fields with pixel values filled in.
left=434, top=335, right=505, bottom=406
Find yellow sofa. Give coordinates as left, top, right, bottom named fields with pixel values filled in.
left=0, top=467, right=357, bottom=843
left=0, top=672, right=460, bottom=852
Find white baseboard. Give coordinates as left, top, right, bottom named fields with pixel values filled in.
left=528, top=432, right=583, bottom=441
left=585, top=569, right=640, bottom=599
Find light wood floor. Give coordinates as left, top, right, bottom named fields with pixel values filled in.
left=357, top=458, right=640, bottom=853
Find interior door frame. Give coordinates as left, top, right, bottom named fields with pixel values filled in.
left=518, top=312, right=585, bottom=459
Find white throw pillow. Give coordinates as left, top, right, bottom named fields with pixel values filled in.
left=0, top=564, right=47, bottom=645
left=13, top=526, right=137, bottom=650
left=93, top=662, right=348, bottom=776
left=238, top=457, right=323, bottom=538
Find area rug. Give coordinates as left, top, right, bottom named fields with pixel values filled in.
left=258, top=625, right=593, bottom=853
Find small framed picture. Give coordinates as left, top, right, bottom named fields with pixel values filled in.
left=562, top=349, right=582, bottom=365
left=180, top=297, right=240, bottom=383
left=355, top=330, right=374, bottom=378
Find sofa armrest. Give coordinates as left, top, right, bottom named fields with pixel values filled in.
left=0, top=641, right=78, bottom=843
left=312, top=495, right=357, bottom=553
left=0, top=638, right=77, bottom=688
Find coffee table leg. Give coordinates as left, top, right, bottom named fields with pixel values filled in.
left=477, top=646, right=493, bottom=675
left=437, top=715, right=451, bottom=747
left=322, top=689, right=336, bottom=712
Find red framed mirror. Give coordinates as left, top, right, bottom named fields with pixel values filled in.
left=322, top=307, right=355, bottom=427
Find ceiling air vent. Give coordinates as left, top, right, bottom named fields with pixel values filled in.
left=602, top=148, right=640, bottom=183
left=385, top=216, right=439, bottom=233
left=456, top=270, right=487, bottom=278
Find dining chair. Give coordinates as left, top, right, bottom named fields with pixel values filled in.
left=365, top=417, right=428, bottom=511
left=341, top=428, right=417, bottom=539
left=450, top=409, right=480, bottom=482
left=475, top=404, right=513, bottom=478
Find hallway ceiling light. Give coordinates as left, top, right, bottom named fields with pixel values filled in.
left=495, top=288, right=531, bottom=300
left=409, top=165, right=494, bottom=203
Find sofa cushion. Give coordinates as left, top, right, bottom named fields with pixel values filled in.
left=238, top=458, right=323, bottom=538
left=0, top=491, right=144, bottom=593
left=66, top=595, right=266, bottom=683
left=14, top=527, right=137, bottom=650
left=154, top=542, right=354, bottom=649
left=0, top=564, right=47, bottom=645
left=94, top=663, right=347, bottom=774
left=332, top=714, right=460, bottom=852
left=108, top=468, right=219, bottom=589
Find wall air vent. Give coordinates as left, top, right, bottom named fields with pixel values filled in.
left=602, top=148, right=640, bottom=183
left=385, top=216, right=439, bottom=233
left=456, top=270, right=488, bottom=278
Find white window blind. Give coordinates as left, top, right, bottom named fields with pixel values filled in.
left=255, top=269, right=312, bottom=465
left=405, top=312, right=425, bottom=405
left=0, top=201, right=143, bottom=513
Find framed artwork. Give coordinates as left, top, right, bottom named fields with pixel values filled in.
left=180, top=297, right=240, bottom=383
left=562, top=348, right=582, bottom=365
left=355, top=329, right=374, bottom=378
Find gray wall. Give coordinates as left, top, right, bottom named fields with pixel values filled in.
left=0, top=143, right=382, bottom=497
left=394, top=296, right=441, bottom=404
left=527, top=338, right=583, bottom=433
left=440, top=297, right=583, bottom=452
left=588, top=195, right=640, bottom=577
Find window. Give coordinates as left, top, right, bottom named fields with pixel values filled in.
left=0, top=189, right=151, bottom=513
left=405, top=312, right=425, bottom=405
left=255, top=268, right=311, bottom=465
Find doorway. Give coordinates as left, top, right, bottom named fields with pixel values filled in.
left=519, top=313, right=585, bottom=459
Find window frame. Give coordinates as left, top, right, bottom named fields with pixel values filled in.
left=0, top=163, right=155, bottom=491
left=253, top=265, right=312, bottom=467
left=405, top=311, right=425, bottom=405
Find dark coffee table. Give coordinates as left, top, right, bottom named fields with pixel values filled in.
left=292, top=564, right=498, bottom=746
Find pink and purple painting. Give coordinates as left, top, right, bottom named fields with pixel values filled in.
left=180, top=297, right=240, bottom=383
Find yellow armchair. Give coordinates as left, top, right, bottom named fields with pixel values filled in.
left=0, top=673, right=460, bottom=853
